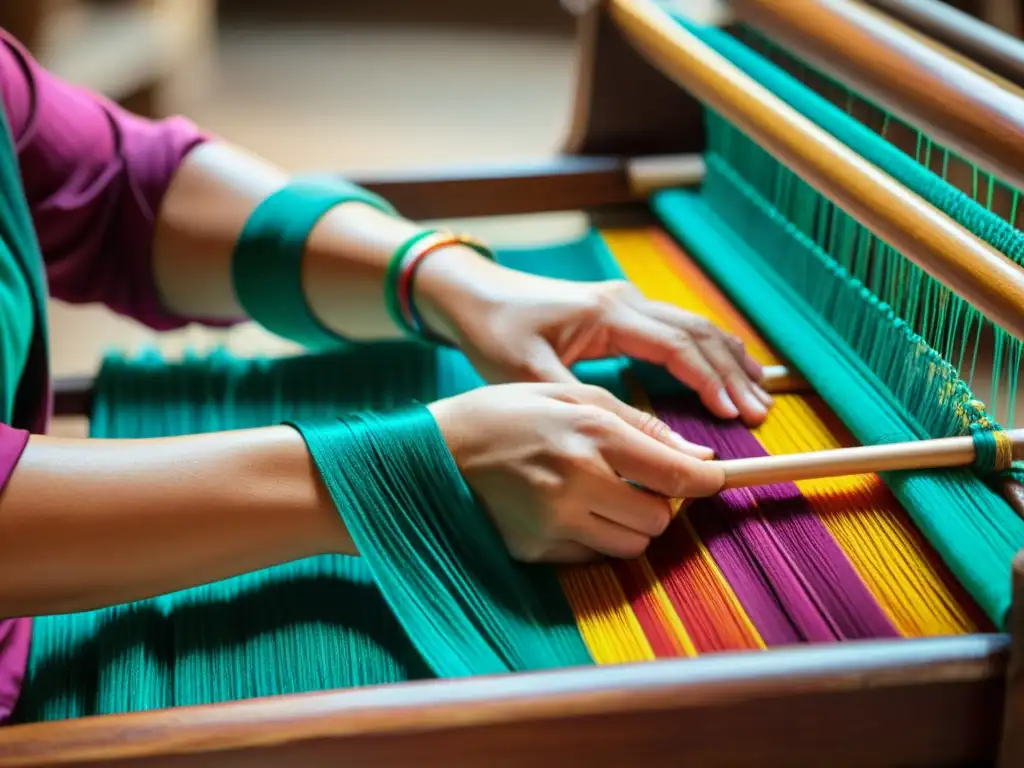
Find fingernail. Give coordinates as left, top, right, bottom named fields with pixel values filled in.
left=670, top=432, right=715, bottom=459
left=753, top=384, right=773, bottom=406
left=743, top=391, right=768, bottom=417
left=716, top=389, right=739, bottom=418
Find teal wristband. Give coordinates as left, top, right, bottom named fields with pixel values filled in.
left=232, top=177, right=397, bottom=349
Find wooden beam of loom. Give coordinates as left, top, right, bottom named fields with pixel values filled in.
left=851, top=1, right=1024, bottom=98
left=346, top=154, right=704, bottom=221
left=0, top=634, right=1010, bottom=767
left=861, top=0, right=1024, bottom=87
left=607, top=0, right=1024, bottom=343
left=730, top=0, right=1024, bottom=192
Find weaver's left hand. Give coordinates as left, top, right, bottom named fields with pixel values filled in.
left=422, top=260, right=771, bottom=427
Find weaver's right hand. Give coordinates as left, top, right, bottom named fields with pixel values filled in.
left=428, top=383, right=725, bottom=564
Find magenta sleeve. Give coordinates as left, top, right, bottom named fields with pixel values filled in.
left=1, top=30, right=237, bottom=330
left=0, top=423, right=31, bottom=723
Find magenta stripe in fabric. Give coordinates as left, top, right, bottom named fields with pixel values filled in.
left=654, top=397, right=900, bottom=643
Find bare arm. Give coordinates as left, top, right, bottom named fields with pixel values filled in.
left=152, top=142, right=502, bottom=342
left=0, top=427, right=354, bottom=618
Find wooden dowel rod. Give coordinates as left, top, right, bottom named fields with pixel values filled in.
left=759, top=364, right=807, bottom=394
left=861, top=0, right=1024, bottom=88
left=731, top=0, right=1024, bottom=192
left=609, top=0, right=1024, bottom=342
left=717, top=428, right=1024, bottom=490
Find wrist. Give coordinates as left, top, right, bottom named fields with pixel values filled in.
left=409, top=243, right=506, bottom=345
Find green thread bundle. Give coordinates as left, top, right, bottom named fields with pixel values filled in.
left=290, top=411, right=589, bottom=677
left=651, top=16, right=1024, bottom=625
left=16, top=235, right=662, bottom=722
left=675, top=17, right=1024, bottom=428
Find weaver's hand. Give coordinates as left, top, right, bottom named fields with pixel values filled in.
left=428, top=383, right=724, bottom=564
left=418, top=258, right=771, bottom=426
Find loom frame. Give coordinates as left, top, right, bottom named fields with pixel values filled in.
left=861, top=0, right=1024, bottom=85
left=4, top=1, right=1024, bottom=764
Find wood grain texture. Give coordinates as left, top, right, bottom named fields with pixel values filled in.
left=847, top=0, right=1024, bottom=97
left=562, top=1, right=707, bottom=156
left=1000, top=479, right=1024, bottom=521
left=608, top=0, right=1024, bottom=342
left=998, top=550, right=1024, bottom=766
left=720, top=429, right=1024, bottom=490
left=0, top=635, right=1009, bottom=767
left=353, top=156, right=640, bottom=220
left=732, top=0, right=1024, bottom=191
left=862, top=0, right=1024, bottom=86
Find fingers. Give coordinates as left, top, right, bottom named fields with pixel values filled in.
left=536, top=540, right=599, bottom=564
left=692, top=334, right=768, bottom=425
left=601, top=424, right=725, bottom=499
left=571, top=513, right=652, bottom=560
left=652, top=305, right=772, bottom=421
left=568, top=402, right=725, bottom=499
left=583, top=470, right=674, bottom=537
left=607, top=306, right=769, bottom=425
left=556, top=384, right=714, bottom=459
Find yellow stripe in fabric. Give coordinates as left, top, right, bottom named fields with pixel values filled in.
left=636, top=557, right=700, bottom=657
left=677, top=516, right=767, bottom=651
left=599, top=225, right=980, bottom=639
left=627, top=375, right=765, bottom=653
left=600, top=227, right=780, bottom=366
left=558, top=564, right=656, bottom=664
left=752, top=395, right=982, bottom=636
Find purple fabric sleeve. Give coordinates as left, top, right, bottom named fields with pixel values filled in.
left=1, top=29, right=236, bottom=331
left=0, top=28, right=249, bottom=722
left=0, top=424, right=31, bottom=722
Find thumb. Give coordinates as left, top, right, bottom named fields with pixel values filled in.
left=574, top=386, right=715, bottom=461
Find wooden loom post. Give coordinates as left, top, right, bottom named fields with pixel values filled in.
left=560, top=0, right=707, bottom=156
left=729, top=0, right=1024, bottom=192
left=998, top=550, right=1024, bottom=766
left=607, top=0, right=1024, bottom=343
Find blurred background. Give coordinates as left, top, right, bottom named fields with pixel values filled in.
left=1, top=0, right=1020, bottom=396
left=2, top=0, right=586, bottom=393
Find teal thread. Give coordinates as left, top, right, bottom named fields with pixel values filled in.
left=970, top=424, right=998, bottom=474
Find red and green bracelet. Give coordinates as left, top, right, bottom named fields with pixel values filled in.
left=384, top=230, right=495, bottom=345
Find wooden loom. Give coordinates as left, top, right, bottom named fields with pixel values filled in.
left=5, top=0, right=1024, bottom=764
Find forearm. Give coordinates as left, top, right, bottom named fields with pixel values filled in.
left=152, top=142, right=504, bottom=342
left=0, top=427, right=354, bottom=618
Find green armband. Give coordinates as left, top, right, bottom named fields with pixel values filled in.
left=232, top=177, right=397, bottom=349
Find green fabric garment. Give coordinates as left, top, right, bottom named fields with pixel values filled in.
left=0, top=99, right=47, bottom=424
